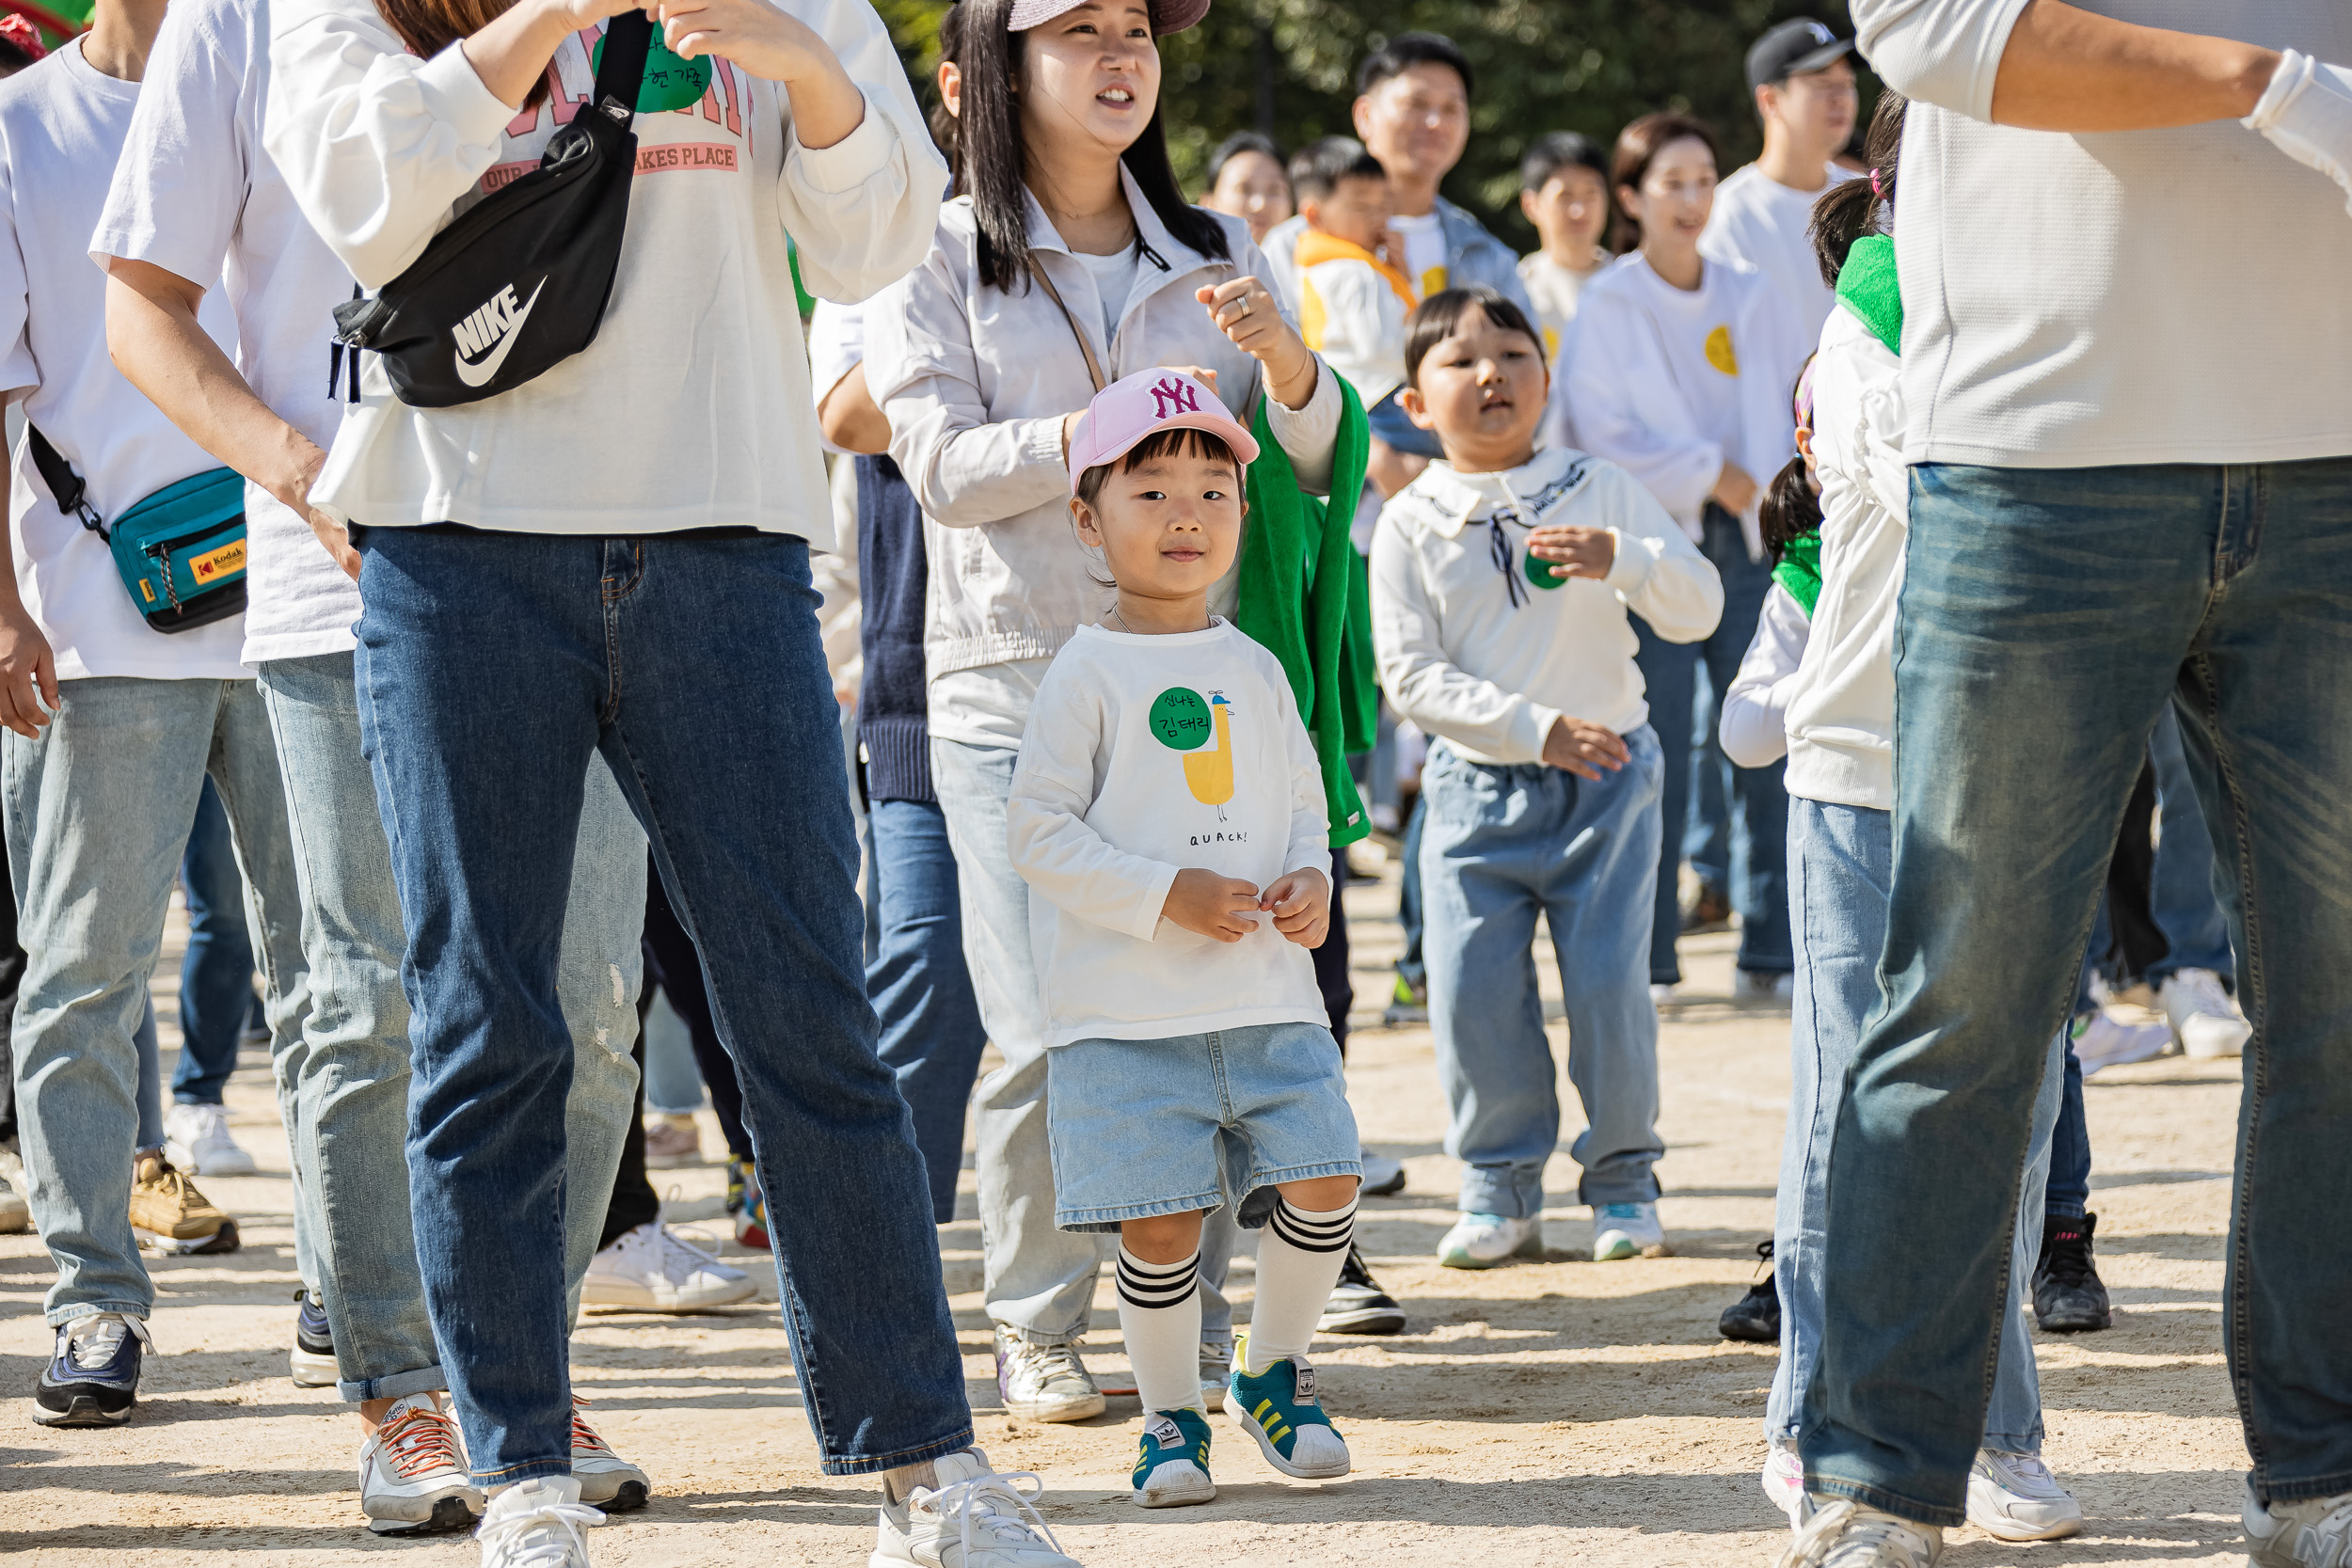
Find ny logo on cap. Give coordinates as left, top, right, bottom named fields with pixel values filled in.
left=1151, top=376, right=1202, bottom=419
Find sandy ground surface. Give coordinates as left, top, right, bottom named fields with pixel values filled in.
left=0, top=856, right=2254, bottom=1566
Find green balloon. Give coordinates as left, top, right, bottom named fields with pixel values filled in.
left=1524, top=546, right=1567, bottom=590
left=593, top=30, right=715, bottom=114
left=1149, top=688, right=1213, bottom=751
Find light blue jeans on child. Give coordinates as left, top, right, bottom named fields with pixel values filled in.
left=1772, top=797, right=2061, bottom=1456
left=1420, top=729, right=1667, bottom=1218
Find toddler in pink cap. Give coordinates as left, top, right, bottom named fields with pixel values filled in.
left=1003, top=367, right=1364, bottom=1508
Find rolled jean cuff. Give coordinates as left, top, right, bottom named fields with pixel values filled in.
left=471, top=1456, right=576, bottom=1489
left=1805, top=1471, right=1964, bottom=1530
left=1980, top=1436, right=2044, bottom=1458
left=2043, top=1199, right=2088, bottom=1220
left=992, top=1321, right=1088, bottom=1349
left=339, top=1363, right=451, bottom=1404
left=818, top=1425, right=977, bottom=1479
left=46, top=1301, right=150, bottom=1329
left=1457, top=1167, right=1543, bottom=1220
left=1576, top=1169, right=1663, bottom=1207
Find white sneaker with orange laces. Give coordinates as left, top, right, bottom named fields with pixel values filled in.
left=568, top=1396, right=650, bottom=1512
left=359, top=1393, right=484, bottom=1534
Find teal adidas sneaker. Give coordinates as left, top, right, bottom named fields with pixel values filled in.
left=1132, top=1407, right=1215, bottom=1508
left=1227, top=1334, right=1351, bottom=1480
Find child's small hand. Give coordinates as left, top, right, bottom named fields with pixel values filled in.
left=1259, top=866, right=1330, bottom=949
left=1525, top=525, right=1615, bottom=581
left=1195, top=277, right=1318, bottom=408
left=1542, top=716, right=1629, bottom=781
left=1163, top=868, right=1263, bottom=943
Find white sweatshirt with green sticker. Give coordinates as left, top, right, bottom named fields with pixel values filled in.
left=1007, top=621, right=1331, bottom=1049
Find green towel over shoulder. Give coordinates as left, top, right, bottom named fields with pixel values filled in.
left=1835, top=233, right=1901, bottom=356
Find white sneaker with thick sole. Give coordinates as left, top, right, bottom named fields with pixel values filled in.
left=475, top=1475, right=602, bottom=1568
left=2159, top=968, right=2251, bottom=1059
left=580, top=1220, right=754, bottom=1313
left=1776, top=1498, right=1942, bottom=1566
left=358, top=1393, right=484, bottom=1535
left=1762, top=1437, right=1806, bottom=1526
left=1437, top=1212, right=1542, bottom=1269
left=870, top=1448, right=1080, bottom=1568
left=1592, top=1201, right=1670, bottom=1261
left=993, top=1329, right=1105, bottom=1422
left=1965, top=1449, right=2082, bottom=1541
left=2070, top=1009, right=2173, bottom=1075
left=163, top=1101, right=256, bottom=1178
left=2246, top=1481, right=2352, bottom=1566
left=567, top=1398, right=649, bottom=1512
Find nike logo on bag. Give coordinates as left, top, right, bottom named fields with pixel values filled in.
left=451, top=277, right=547, bottom=387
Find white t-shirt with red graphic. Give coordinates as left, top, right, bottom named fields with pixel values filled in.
left=262, top=0, right=944, bottom=543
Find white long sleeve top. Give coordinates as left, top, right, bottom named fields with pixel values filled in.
left=262, top=0, right=944, bottom=539
left=1005, top=621, right=1329, bottom=1049
left=1851, top=0, right=2352, bottom=466
left=1371, top=447, right=1724, bottom=766
left=1720, top=581, right=1809, bottom=768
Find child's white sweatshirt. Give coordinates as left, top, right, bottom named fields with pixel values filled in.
left=1295, top=230, right=1413, bottom=407
left=1370, top=447, right=1723, bottom=765
left=1006, top=620, right=1330, bottom=1049
left=1721, top=581, right=1808, bottom=769
left=1783, top=303, right=1906, bottom=812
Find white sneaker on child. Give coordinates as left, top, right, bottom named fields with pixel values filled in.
left=1776, top=1498, right=1942, bottom=1566
left=1965, top=1449, right=2082, bottom=1541
left=1436, top=1212, right=1541, bottom=1269
left=475, top=1476, right=602, bottom=1568
left=1761, top=1437, right=1807, bottom=1526
left=1591, top=1202, right=1669, bottom=1261
left=870, top=1449, right=1080, bottom=1568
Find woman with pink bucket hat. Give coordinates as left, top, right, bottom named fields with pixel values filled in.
left=863, top=0, right=1348, bottom=1433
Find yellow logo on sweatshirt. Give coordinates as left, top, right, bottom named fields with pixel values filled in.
left=1705, top=325, right=1739, bottom=375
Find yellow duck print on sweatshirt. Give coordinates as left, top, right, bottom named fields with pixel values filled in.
left=1183, top=694, right=1236, bottom=816
left=1148, top=687, right=1237, bottom=821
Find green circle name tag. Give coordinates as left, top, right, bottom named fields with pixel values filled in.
left=593, top=29, right=714, bottom=114
left=1524, top=548, right=1568, bottom=591
left=1149, top=688, right=1213, bottom=751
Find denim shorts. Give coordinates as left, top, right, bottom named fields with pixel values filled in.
left=1046, top=1021, right=1361, bottom=1234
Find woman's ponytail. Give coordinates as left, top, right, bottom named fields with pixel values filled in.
left=1809, top=89, right=1907, bottom=287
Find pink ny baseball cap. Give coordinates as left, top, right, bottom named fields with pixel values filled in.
left=1008, top=0, right=1213, bottom=36
left=1067, top=369, right=1261, bottom=493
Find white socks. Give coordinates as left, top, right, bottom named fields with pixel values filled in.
left=1115, top=1243, right=1202, bottom=1415
left=1243, top=1196, right=1357, bottom=1370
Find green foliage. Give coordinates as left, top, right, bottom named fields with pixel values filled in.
left=876, top=0, right=1866, bottom=248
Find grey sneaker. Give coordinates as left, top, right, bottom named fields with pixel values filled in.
left=1776, top=1498, right=1942, bottom=1566
left=992, top=1328, right=1104, bottom=1423
left=0, top=1171, right=27, bottom=1234
left=2246, top=1480, right=2352, bottom=1566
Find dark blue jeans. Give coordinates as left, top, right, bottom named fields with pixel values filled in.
left=2146, top=705, right=2237, bottom=986
left=1395, top=792, right=1426, bottom=991
left=1632, top=504, right=1791, bottom=981
left=173, top=778, right=255, bottom=1104
left=353, top=527, right=970, bottom=1484
left=866, top=797, right=987, bottom=1225
left=1805, top=458, right=2352, bottom=1522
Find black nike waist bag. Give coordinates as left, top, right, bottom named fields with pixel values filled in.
left=330, top=12, right=652, bottom=407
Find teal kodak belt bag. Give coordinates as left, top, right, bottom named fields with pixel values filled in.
left=26, top=424, right=247, bottom=634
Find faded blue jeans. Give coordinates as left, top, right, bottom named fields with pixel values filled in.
left=1771, top=800, right=2059, bottom=1456
left=355, top=528, right=970, bottom=1484
left=1804, top=459, right=2352, bottom=1522
left=4, top=676, right=310, bottom=1325
left=1420, top=729, right=1666, bottom=1216
left=259, top=651, right=644, bottom=1402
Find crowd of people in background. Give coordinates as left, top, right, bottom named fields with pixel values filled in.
left=3, top=0, right=2350, bottom=1565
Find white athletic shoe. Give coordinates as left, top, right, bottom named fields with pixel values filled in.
left=358, top=1393, right=483, bottom=1535
left=1965, top=1449, right=2083, bottom=1541
left=475, top=1475, right=602, bottom=1568
left=1591, top=1201, right=1670, bottom=1261
left=567, top=1397, right=649, bottom=1512
left=870, top=1448, right=1080, bottom=1568
left=580, top=1220, right=754, bottom=1313
left=1761, top=1437, right=1807, bottom=1526
left=1436, top=1212, right=1542, bottom=1269
left=2245, top=1479, right=2352, bottom=1566
left=2159, top=968, right=2251, bottom=1059
left=993, top=1329, right=1105, bottom=1422
left=2069, top=1009, right=2173, bottom=1076
left=163, top=1101, right=257, bottom=1178
left=1734, top=970, right=1796, bottom=1006
left=1776, top=1497, right=1942, bottom=1566
left=1650, top=982, right=1678, bottom=1007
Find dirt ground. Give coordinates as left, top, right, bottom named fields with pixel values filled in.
left=0, top=855, right=2253, bottom=1566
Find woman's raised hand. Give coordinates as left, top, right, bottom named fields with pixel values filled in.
left=654, top=0, right=866, bottom=146
left=1196, top=277, right=1318, bottom=410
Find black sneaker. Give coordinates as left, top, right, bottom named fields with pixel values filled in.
left=35, top=1313, right=150, bottom=1427
left=1718, top=1241, right=1781, bottom=1343
left=1317, top=1243, right=1406, bottom=1336
left=2032, top=1212, right=2112, bottom=1332
left=291, top=1289, right=337, bottom=1386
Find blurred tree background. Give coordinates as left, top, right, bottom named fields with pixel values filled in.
left=876, top=0, right=1867, bottom=249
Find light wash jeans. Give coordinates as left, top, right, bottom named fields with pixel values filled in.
left=1805, top=458, right=2352, bottom=1522
left=259, top=651, right=644, bottom=1402
left=1419, top=729, right=1666, bottom=1217
left=1771, top=800, right=2059, bottom=1456
left=930, top=736, right=1238, bottom=1342
left=5, top=676, right=310, bottom=1325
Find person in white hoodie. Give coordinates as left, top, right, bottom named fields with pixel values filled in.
left=1557, top=111, right=1803, bottom=1007
left=1713, top=93, right=2085, bottom=1549
left=1373, top=286, right=1721, bottom=1270
left=262, top=0, right=1062, bottom=1563
left=862, top=0, right=1343, bottom=1433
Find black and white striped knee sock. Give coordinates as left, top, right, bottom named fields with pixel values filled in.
left=1116, top=1243, right=1203, bottom=1416
left=1246, top=1196, right=1359, bottom=1370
